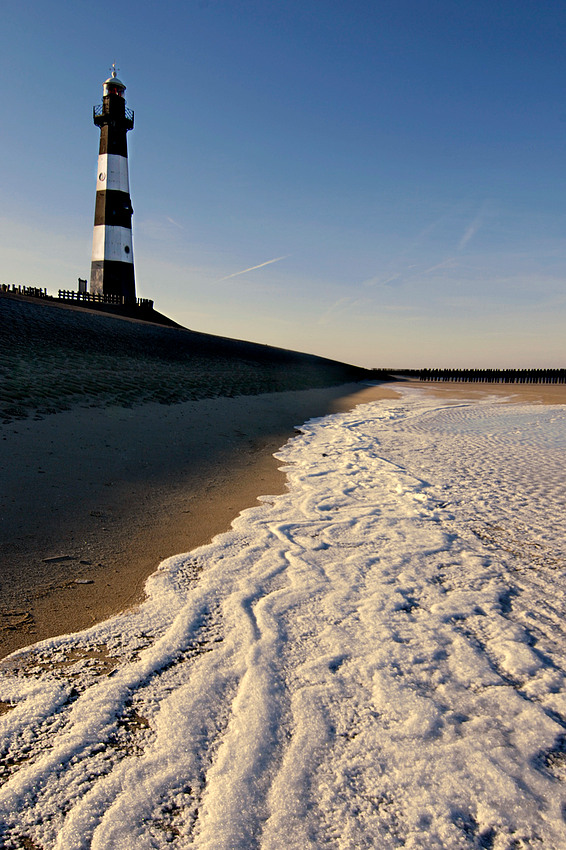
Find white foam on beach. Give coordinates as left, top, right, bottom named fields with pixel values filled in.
left=1, top=389, right=566, bottom=848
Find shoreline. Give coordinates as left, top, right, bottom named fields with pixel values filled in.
left=0, top=382, right=397, bottom=659
left=2, top=379, right=564, bottom=660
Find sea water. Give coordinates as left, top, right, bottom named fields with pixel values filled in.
left=1, top=389, right=566, bottom=849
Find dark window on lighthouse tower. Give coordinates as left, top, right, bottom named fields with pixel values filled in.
left=90, top=65, right=136, bottom=303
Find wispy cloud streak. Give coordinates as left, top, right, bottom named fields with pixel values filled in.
left=217, top=256, right=288, bottom=282
left=458, top=202, right=490, bottom=250
left=458, top=217, right=481, bottom=250
left=422, top=258, right=456, bottom=275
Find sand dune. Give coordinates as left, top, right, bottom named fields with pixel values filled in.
left=0, top=295, right=370, bottom=423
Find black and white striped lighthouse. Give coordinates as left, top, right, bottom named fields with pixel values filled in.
left=90, top=65, right=136, bottom=302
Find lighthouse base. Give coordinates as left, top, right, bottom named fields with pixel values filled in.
left=90, top=261, right=136, bottom=303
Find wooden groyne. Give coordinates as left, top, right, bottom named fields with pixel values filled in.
left=416, top=368, right=566, bottom=384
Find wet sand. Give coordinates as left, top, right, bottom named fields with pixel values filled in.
left=0, top=382, right=397, bottom=659
left=396, top=379, right=566, bottom=405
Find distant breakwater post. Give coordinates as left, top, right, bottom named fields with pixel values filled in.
left=415, top=368, right=566, bottom=384
left=90, top=65, right=136, bottom=304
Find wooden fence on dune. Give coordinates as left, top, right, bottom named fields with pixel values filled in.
left=1, top=284, right=48, bottom=298
left=57, top=291, right=154, bottom=309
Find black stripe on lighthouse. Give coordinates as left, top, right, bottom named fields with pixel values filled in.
left=94, top=190, right=133, bottom=229
left=89, top=68, right=136, bottom=303
left=98, top=125, right=128, bottom=157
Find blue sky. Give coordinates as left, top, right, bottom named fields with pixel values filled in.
left=2, top=0, right=566, bottom=368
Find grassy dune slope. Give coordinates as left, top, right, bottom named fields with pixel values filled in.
left=1, top=296, right=371, bottom=422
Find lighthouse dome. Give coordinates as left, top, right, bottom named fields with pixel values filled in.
left=103, top=66, right=126, bottom=96
left=104, top=73, right=125, bottom=88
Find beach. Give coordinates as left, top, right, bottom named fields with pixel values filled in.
left=1, top=358, right=564, bottom=659
left=0, top=294, right=381, bottom=658
left=1, top=382, right=565, bottom=848
left=3, top=294, right=566, bottom=846
left=0, top=381, right=396, bottom=659
left=394, top=378, right=566, bottom=405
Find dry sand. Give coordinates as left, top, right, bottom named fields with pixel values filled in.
left=0, top=382, right=397, bottom=659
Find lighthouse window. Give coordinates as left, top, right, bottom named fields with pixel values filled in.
left=124, top=245, right=130, bottom=253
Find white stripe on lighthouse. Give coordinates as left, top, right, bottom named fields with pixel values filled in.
left=96, top=154, right=130, bottom=193
left=91, top=225, right=134, bottom=263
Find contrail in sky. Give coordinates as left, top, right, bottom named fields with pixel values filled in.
left=217, top=255, right=288, bottom=282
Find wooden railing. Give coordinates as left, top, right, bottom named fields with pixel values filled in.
left=2, top=284, right=154, bottom=310
left=1, top=284, right=49, bottom=298
left=58, top=290, right=153, bottom=309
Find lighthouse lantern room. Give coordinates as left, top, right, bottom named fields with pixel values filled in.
left=89, top=65, right=136, bottom=302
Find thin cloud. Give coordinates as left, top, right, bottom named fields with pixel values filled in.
left=458, top=218, right=480, bottom=250
left=317, top=296, right=358, bottom=326
left=362, top=272, right=402, bottom=288
left=216, top=255, right=288, bottom=282
left=422, top=258, right=457, bottom=275
left=457, top=202, right=490, bottom=250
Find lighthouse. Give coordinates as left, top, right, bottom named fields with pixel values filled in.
left=89, top=65, right=136, bottom=302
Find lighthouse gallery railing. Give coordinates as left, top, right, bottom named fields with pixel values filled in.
left=93, top=104, right=134, bottom=123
